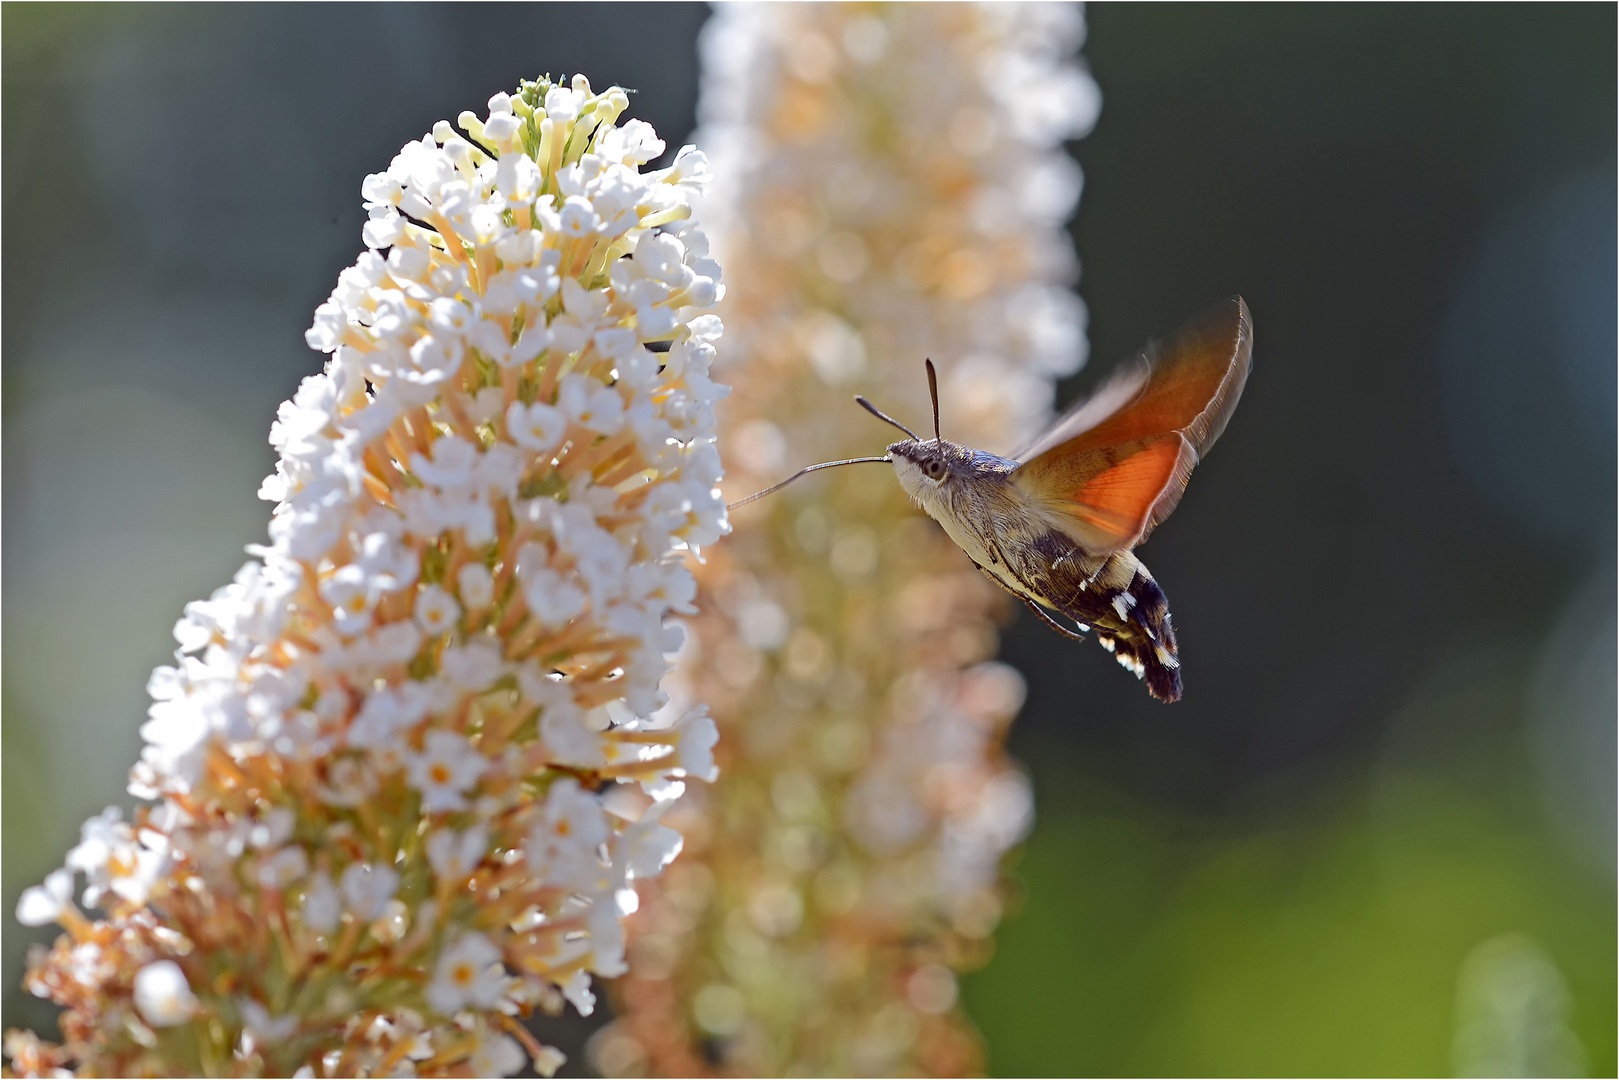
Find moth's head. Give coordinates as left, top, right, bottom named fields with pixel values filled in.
left=888, top=438, right=959, bottom=501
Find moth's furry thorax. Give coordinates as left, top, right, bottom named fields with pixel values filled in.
left=889, top=438, right=1032, bottom=557
left=887, top=438, right=1029, bottom=577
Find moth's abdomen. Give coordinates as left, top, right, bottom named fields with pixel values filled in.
left=1095, top=569, right=1182, bottom=703
left=1031, top=547, right=1183, bottom=702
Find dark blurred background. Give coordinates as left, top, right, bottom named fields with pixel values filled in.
left=4, top=4, right=1613, bottom=1076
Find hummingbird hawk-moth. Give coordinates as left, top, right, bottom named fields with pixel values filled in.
left=732, top=297, right=1254, bottom=702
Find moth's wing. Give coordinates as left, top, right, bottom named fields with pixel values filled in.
left=1022, top=434, right=1201, bottom=553
left=1012, top=296, right=1253, bottom=553
left=1008, top=354, right=1151, bottom=463
left=1016, top=296, right=1253, bottom=465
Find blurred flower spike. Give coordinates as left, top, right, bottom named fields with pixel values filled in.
left=600, top=4, right=1099, bottom=1077
left=6, top=74, right=727, bottom=1077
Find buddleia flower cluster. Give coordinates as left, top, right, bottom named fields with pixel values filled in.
left=596, top=5, right=1099, bottom=1076
left=6, top=75, right=727, bottom=1078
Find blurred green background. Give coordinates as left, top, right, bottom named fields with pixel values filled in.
left=4, top=4, right=1613, bottom=1076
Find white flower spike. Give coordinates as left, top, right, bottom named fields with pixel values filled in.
left=11, top=74, right=725, bottom=1078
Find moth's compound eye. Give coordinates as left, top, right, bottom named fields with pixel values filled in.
left=924, top=458, right=946, bottom=481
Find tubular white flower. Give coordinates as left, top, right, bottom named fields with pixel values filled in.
left=15, top=871, right=75, bottom=929
left=132, top=961, right=198, bottom=1029
left=426, top=932, right=510, bottom=1015
left=12, top=74, right=726, bottom=1078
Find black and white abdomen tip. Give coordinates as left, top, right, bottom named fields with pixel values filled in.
left=1095, top=570, right=1182, bottom=702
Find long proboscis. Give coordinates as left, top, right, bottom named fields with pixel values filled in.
left=727, top=456, right=892, bottom=510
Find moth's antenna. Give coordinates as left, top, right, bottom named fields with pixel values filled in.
left=854, top=395, right=921, bottom=441
left=925, top=358, right=941, bottom=443
left=727, top=456, right=892, bottom=510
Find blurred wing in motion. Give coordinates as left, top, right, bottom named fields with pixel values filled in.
left=1012, top=296, right=1253, bottom=553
